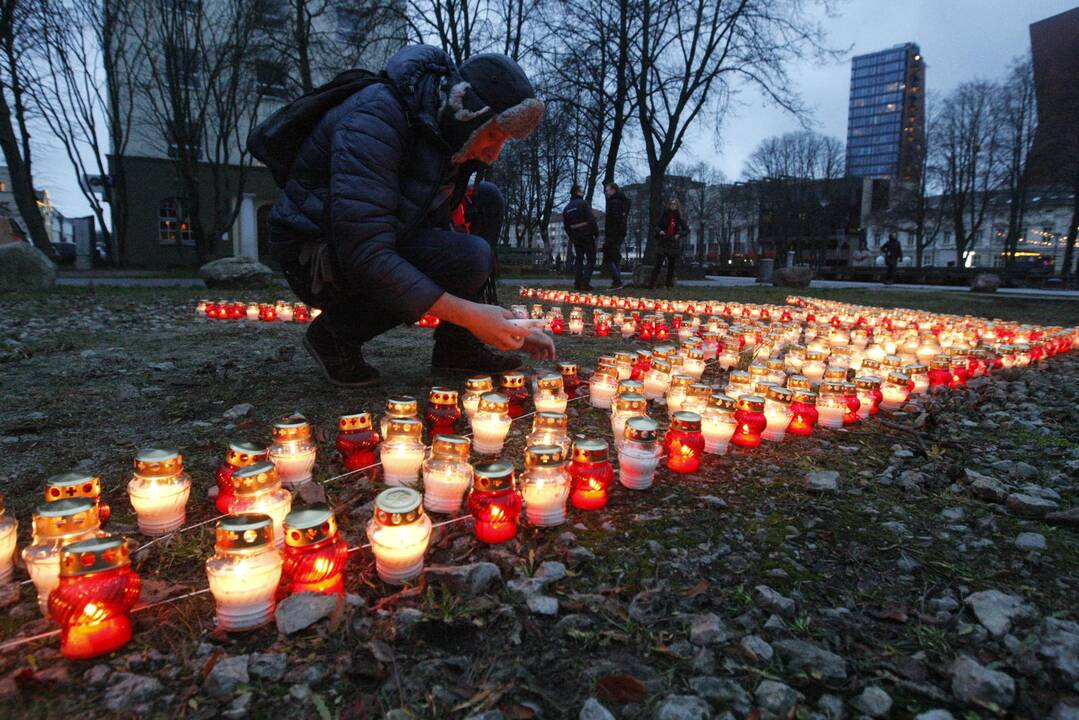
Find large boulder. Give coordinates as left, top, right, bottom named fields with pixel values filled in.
left=970, top=273, right=1001, bottom=293
left=0, top=242, right=56, bottom=291
left=772, top=265, right=812, bottom=288
left=199, top=256, right=273, bottom=289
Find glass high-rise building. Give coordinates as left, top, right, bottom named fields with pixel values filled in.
left=845, top=43, right=925, bottom=182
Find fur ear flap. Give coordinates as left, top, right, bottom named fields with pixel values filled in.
left=444, top=80, right=491, bottom=122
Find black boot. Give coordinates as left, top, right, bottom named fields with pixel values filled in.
left=431, top=322, right=523, bottom=374
left=303, top=316, right=381, bottom=387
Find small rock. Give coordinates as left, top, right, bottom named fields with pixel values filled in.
left=1050, top=703, right=1079, bottom=720
left=700, top=495, right=728, bottom=508
left=850, top=685, right=892, bottom=718
left=84, top=664, right=112, bottom=686
left=655, top=694, right=711, bottom=720
left=754, top=680, right=803, bottom=718
left=567, top=546, right=596, bottom=567
left=275, top=592, right=338, bottom=635
left=689, top=613, right=734, bottom=646
left=534, top=561, right=567, bottom=583
left=526, top=594, right=559, bottom=615
left=248, top=653, right=287, bottom=682
left=950, top=655, right=1015, bottom=709
left=914, top=710, right=956, bottom=720
left=425, top=562, right=502, bottom=598
left=688, top=676, right=750, bottom=715
left=738, top=635, right=773, bottom=664
left=773, top=639, right=848, bottom=683
left=393, top=607, right=424, bottom=637
left=1006, top=492, right=1059, bottom=517
left=223, top=403, right=254, bottom=421
left=205, top=655, right=249, bottom=700
left=940, top=507, right=965, bottom=521
left=580, top=697, right=616, bottom=720
left=1037, top=617, right=1079, bottom=682
left=817, top=693, right=844, bottom=720
left=963, top=590, right=1038, bottom=637
left=1014, top=532, right=1046, bottom=551
left=223, top=691, right=252, bottom=719
left=753, top=585, right=796, bottom=619
left=1046, top=507, right=1079, bottom=527
left=806, top=471, right=839, bottom=494
left=965, top=470, right=1007, bottom=503
left=104, top=672, right=164, bottom=712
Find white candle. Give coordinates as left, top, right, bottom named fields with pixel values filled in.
left=527, top=413, right=571, bottom=457
left=128, top=448, right=191, bottom=536
left=589, top=372, right=618, bottom=409
left=701, top=407, right=737, bottom=454
left=380, top=442, right=425, bottom=487
left=815, top=395, right=846, bottom=429
left=421, top=436, right=472, bottom=513
left=269, top=416, right=318, bottom=489
left=245, top=304, right=259, bottom=321
left=682, top=355, right=706, bottom=381
left=906, top=366, right=929, bottom=395
left=534, top=374, right=568, bottom=414
left=761, top=393, right=793, bottom=442
left=614, top=353, right=634, bottom=380
left=611, top=394, right=648, bottom=450
left=666, top=375, right=693, bottom=415
left=568, top=319, right=585, bottom=335
left=521, top=446, right=570, bottom=527
left=678, top=326, right=694, bottom=343
left=367, top=488, right=432, bottom=584
left=462, top=376, right=494, bottom=419
left=642, top=363, right=672, bottom=400
left=472, top=393, right=512, bottom=454
left=856, top=391, right=876, bottom=419
left=228, top=462, right=292, bottom=548
left=621, top=321, right=636, bottom=339
left=22, top=497, right=102, bottom=614
left=801, top=360, right=826, bottom=386
left=879, top=373, right=911, bottom=411
left=718, top=349, right=739, bottom=370
left=206, top=514, right=283, bottom=631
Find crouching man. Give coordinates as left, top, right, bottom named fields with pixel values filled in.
left=254, top=45, right=553, bottom=386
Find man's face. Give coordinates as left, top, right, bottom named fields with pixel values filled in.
left=455, top=122, right=511, bottom=165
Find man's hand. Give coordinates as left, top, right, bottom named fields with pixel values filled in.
left=429, top=294, right=527, bottom=351
left=522, top=331, right=556, bottom=361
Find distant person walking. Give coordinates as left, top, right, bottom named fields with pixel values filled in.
left=882, top=232, right=903, bottom=285
left=602, top=182, right=631, bottom=289
left=649, top=197, right=688, bottom=289
left=563, top=184, right=599, bottom=290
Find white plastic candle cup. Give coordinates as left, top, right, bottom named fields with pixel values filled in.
left=380, top=440, right=425, bottom=487
left=206, top=514, right=283, bottom=631
left=421, top=436, right=473, bottom=514
left=761, top=396, right=793, bottom=442
left=520, top=446, right=570, bottom=527
left=589, top=374, right=618, bottom=410
left=471, top=393, right=512, bottom=455
left=367, top=488, right=432, bottom=585
left=128, top=448, right=191, bottom=536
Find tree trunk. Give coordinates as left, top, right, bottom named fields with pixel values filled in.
left=643, top=170, right=667, bottom=262
left=0, top=93, right=55, bottom=259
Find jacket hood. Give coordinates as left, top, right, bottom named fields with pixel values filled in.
left=384, top=45, right=461, bottom=137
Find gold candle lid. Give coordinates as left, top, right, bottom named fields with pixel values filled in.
left=524, top=444, right=565, bottom=468
left=855, top=375, right=881, bottom=390
left=557, top=362, right=578, bottom=377
left=597, top=355, right=617, bottom=369
left=431, top=434, right=471, bottom=459
left=669, top=374, right=693, bottom=389
left=685, top=347, right=705, bottom=361
left=386, top=417, right=424, bottom=439
left=272, top=416, right=312, bottom=442
left=653, top=345, right=676, bottom=358
left=225, top=441, right=269, bottom=467
left=669, top=411, right=702, bottom=432
left=572, top=439, right=609, bottom=463
left=501, top=371, right=526, bottom=389
left=45, top=472, right=102, bottom=502
left=465, top=375, right=495, bottom=392
left=786, top=374, right=811, bottom=391
left=615, top=351, right=634, bottom=365
left=635, top=349, right=653, bottom=361
left=931, top=355, right=951, bottom=369
left=862, top=358, right=882, bottom=370
left=428, top=387, right=459, bottom=405
left=904, top=363, right=928, bottom=374
left=233, top=461, right=280, bottom=495
left=688, top=383, right=712, bottom=398
left=624, top=416, right=658, bottom=443
left=736, top=395, right=765, bottom=413
left=882, top=354, right=904, bottom=368
left=728, top=370, right=751, bottom=386
left=32, top=497, right=99, bottom=542
left=537, top=374, right=564, bottom=392
left=748, top=362, right=769, bottom=377
left=338, top=413, right=373, bottom=432
left=650, top=357, right=673, bottom=374
left=134, top=448, right=184, bottom=477
left=805, top=350, right=829, bottom=362
left=215, top=513, right=275, bottom=552
left=753, top=381, right=776, bottom=395
left=765, top=386, right=793, bottom=403
left=614, top=393, right=648, bottom=413
left=766, top=358, right=786, bottom=371
left=617, top=379, right=644, bottom=395
left=708, top=393, right=737, bottom=412
left=385, top=396, right=419, bottom=416
left=824, top=367, right=849, bottom=382
left=373, top=487, right=425, bottom=525
left=792, top=389, right=818, bottom=404
left=478, top=392, right=509, bottom=414
left=60, top=534, right=131, bottom=576
left=820, top=380, right=847, bottom=395
left=283, top=504, right=338, bottom=547
left=531, top=412, right=568, bottom=431
left=886, top=371, right=911, bottom=385
left=473, top=462, right=515, bottom=492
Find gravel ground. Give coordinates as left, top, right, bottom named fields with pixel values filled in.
left=0, top=285, right=1076, bottom=720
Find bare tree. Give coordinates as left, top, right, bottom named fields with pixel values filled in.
left=0, top=0, right=55, bottom=258
left=995, top=55, right=1037, bottom=268
left=931, top=80, right=1002, bottom=268
left=405, top=0, right=490, bottom=64
left=742, top=130, right=844, bottom=181
left=634, top=0, right=835, bottom=260
left=674, top=161, right=724, bottom=262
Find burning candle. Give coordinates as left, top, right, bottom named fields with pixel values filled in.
left=426, top=387, right=462, bottom=438
left=880, top=372, right=911, bottom=411
left=367, top=487, right=432, bottom=585
left=421, top=435, right=473, bottom=513
left=632, top=350, right=653, bottom=380
left=815, top=383, right=847, bottom=429
left=259, top=303, right=276, bottom=322
left=0, top=497, right=15, bottom=584
left=380, top=418, right=426, bottom=486
left=717, top=341, right=739, bottom=370
left=558, top=362, right=583, bottom=398
left=614, top=352, right=635, bottom=380
left=282, top=504, right=349, bottom=595
left=663, top=412, right=706, bottom=473
left=570, top=440, right=614, bottom=510
left=840, top=382, right=861, bottom=424
left=589, top=369, right=618, bottom=409
left=22, top=498, right=102, bottom=615
left=527, top=412, right=571, bottom=457
left=49, top=535, right=140, bottom=660
left=765, top=358, right=787, bottom=387
left=268, top=416, right=318, bottom=490
left=206, top=513, right=283, bottom=630
left=278, top=303, right=294, bottom=322
left=788, top=389, right=818, bottom=436
left=904, top=364, right=930, bottom=395
left=611, top=393, right=649, bottom=450
left=723, top=369, right=751, bottom=399
left=731, top=395, right=767, bottom=449
left=682, top=347, right=706, bottom=381
left=293, top=304, right=310, bottom=323
left=568, top=318, right=585, bottom=335
left=701, top=393, right=738, bottom=455
left=534, top=374, right=569, bottom=414
left=472, top=393, right=513, bottom=455
left=801, top=350, right=828, bottom=386
left=336, top=413, right=380, bottom=472
left=618, top=417, right=661, bottom=490
left=229, top=461, right=292, bottom=547
left=380, top=396, right=419, bottom=438
left=928, top=355, right=951, bottom=388
left=245, top=303, right=259, bottom=321
left=470, top=463, right=523, bottom=544
left=665, top=374, right=694, bottom=415
left=128, top=448, right=191, bottom=536
left=701, top=332, right=720, bottom=361
left=45, top=471, right=110, bottom=525
left=854, top=376, right=882, bottom=417
left=520, top=445, right=571, bottom=527
left=642, top=357, right=673, bottom=400
left=500, top=371, right=529, bottom=418
left=682, top=383, right=712, bottom=417
left=621, top=320, right=636, bottom=339
left=761, top=386, right=794, bottom=442
left=213, top=441, right=269, bottom=514
left=462, top=376, right=494, bottom=419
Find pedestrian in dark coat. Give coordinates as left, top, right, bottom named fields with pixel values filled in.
left=649, top=198, right=688, bottom=288
left=882, top=232, right=903, bottom=285
left=562, top=184, right=600, bottom=290
left=602, top=182, right=630, bottom=289
left=259, top=45, right=552, bottom=385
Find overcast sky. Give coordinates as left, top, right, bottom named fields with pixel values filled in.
left=29, top=0, right=1079, bottom=218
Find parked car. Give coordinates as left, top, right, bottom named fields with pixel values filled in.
left=52, top=241, right=77, bottom=265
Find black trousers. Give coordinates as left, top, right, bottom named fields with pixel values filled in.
left=885, top=261, right=897, bottom=284
left=649, top=252, right=677, bottom=287
left=571, top=235, right=596, bottom=289
left=603, top=237, right=623, bottom=284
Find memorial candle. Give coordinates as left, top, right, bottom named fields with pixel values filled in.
left=663, top=412, right=705, bottom=473
left=665, top=374, right=694, bottom=415
left=854, top=376, right=882, bottom=417
left=469, top=463, right=522, bottom=544
left=815, top=383, right=847, bottom=429
left=268, top=416, right=318, bottom=490
left=462, top=376, right=494, bottom=419
left=611, top=393, right=648, bottom=450
left=801, top=350, right=828, bottom=386
left=569, top=440, right=614, bottom=510
left=472, top=393, right=512, bottom=455
left=206, top=514, right=283, bottom=630
left=379, top=418, right=426, bottom=486
left=558, top=362, right=583, bottom=399
left=500, top=371, right=529, bottom=418
left=0, top=497, right=15, bottom=584
left=788, top=390, right=818, bottom=436
left=50, top=535, right=140, bottom=660
left=282, top=504, right=349, bottom=596
left=534, top=374, right=569, bottom=414
left=245, top=303, right=259, bottom=321
left=425, top=387, right=462, bottom=438
left=213, top=441, right=269, bottom=514
left=618, top=417, right=661, bottom=490
left=879, top=372, right=911, bottom=411
left=380, top=396, right=419, bottom=438
left=700, top=394, right=737, bottom=455
left=928, top=355, right=952, bottom=388
left=682, top=346, right=706, bottom=381
left=904, top=364, right=930, bottom=395
left=614, top=352, right=635, bottom=380
left=589, top=369, right=618, bottom=409
left=725, top=370, right=753, bottom=399
left=367, top=487, right=432, bottom=585
left=642, top=357, right=673, bottom=400
left=765, top=358, right=787, bottom=387
left=520, top=445, right=571, bottom=527
left=717, top=341, right=739, bottom=370
left=761, top=386, right=793, bottom=442
left=128, top=448, right=191, bottom=536
left=229, top=461, right=292, bottom=547
left=632, top=350, right=653, bottom=380
left=421, top=435, right=473, bottom=513
left=526, top=412, right=572, bottom=457
left=45, top=471, right=110, bottom=525
left=22, top=498, right=102, bottom=615
left=840, top=382, right=861, bottom=425
left=336, top=413, right=380, bottom=472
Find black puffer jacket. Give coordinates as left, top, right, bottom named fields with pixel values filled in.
left=267, top=46, right=478, bottom=320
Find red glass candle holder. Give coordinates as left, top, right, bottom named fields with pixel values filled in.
left=595, top=320, right=610, bottom=337
left=788, top=390, right=818, bottom=436
left=336, top=413, right=380, bottom=472
left=948, top=362, right=969, bottom=388
left=569, top=440, right=614, bottom=510
left=469, top=463, right=523, bottom=544
left=259, top=304, right=277, bottom=322
left=293, top=305, right=311, bottom=323
left=214, top=441, right=269, bottom=514
left=632, top=350, right=653, bottom=380
left=426, top=387, right=462, bottom=437
left=654, top=323, right=670, bottom=342
left=550, top=317, right=565, bottom=334
left=282, top=505, right=349, bottom=595
left=49, top=535, right=140, bottom=660
left=732, top=395, right=767, bottom=449
left=928, top=356, right=951, bottom=388
left=500, top=372, right=529, bottom=418
left=663, top=412, right=705, bottom=473
left=558, top=362, right=582, bottom=399
left=841, top=383, right=861, bottom=425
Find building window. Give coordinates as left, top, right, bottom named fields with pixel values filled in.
left=255, top=60, right=288, bottom=98
left=159, top=198, right=194, bottom=246
left=336, top=6, right=370, bottom=42
left=0, top=181, right=5, bottom=192
left=254, top=0, right=288, bottom=28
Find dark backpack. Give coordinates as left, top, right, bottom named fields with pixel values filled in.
left=247, top=69, right=385, bottom=187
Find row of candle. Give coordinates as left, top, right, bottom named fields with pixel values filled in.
left=195, top=299, right=441, bottom=330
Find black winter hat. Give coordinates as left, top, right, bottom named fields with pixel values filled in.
left=444, top=54, right=544, bottom=144
left=459, top=54, right=537, bottom=115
